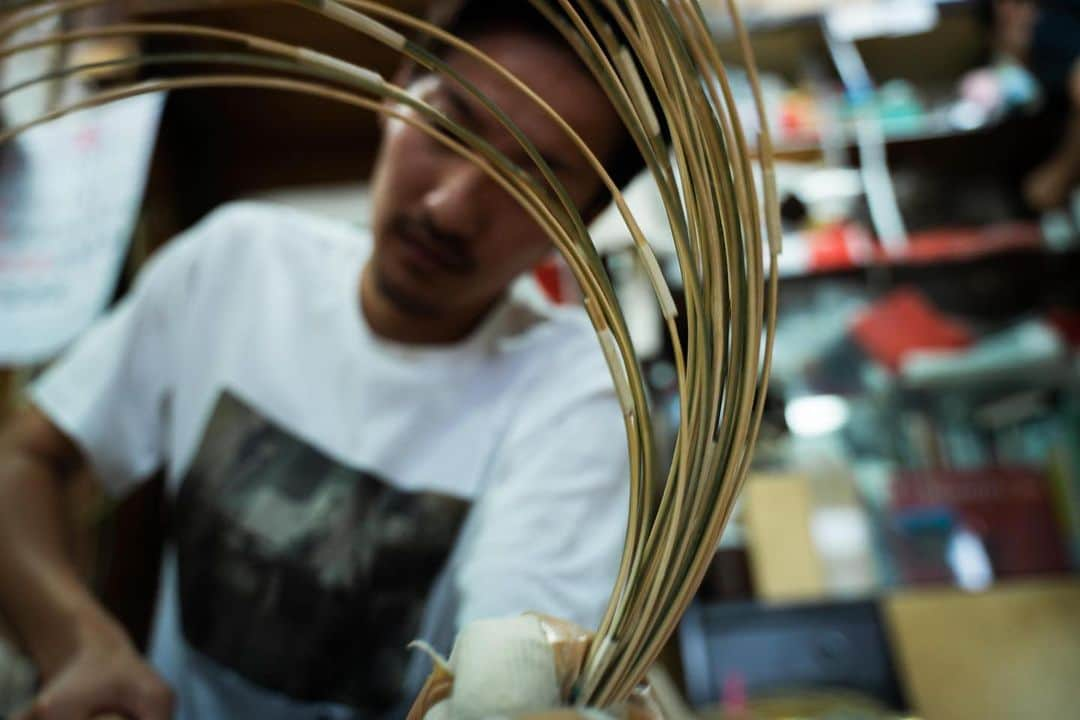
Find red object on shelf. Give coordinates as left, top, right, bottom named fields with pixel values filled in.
left=806, top=223, right=873, bottom=272
left=1047, top=308, right=1080, bottom=349
left=533, top=256, right=584, bottom=305
left=851, top=289, right=975, bottom=372
left=533, top=258, right=565, bottom=303
left=894, top=223, right=1043, bottom=265
left=783, top=222, right=1044, bottom=277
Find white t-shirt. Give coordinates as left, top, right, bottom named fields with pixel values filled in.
left=31, top=202, right=629, bottom=720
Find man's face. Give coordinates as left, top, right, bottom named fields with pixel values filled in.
left=368, top=28, right=624, bottom=320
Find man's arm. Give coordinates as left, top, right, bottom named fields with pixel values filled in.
left=0, top=404, right=95, bottom=676
left=0, top=206, right=232, bottom=719
left=0, top=406, right=173, bottom=719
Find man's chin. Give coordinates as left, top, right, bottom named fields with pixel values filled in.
left=374, top=265, right=441, bottom=318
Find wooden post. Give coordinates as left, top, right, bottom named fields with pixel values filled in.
left=0, top=369, right=15, bottom=424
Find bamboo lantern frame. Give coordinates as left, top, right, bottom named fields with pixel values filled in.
left=0, top=0, right=780, bottom=707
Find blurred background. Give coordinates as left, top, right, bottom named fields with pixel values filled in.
left=1, top=1, right=1079, bottom=719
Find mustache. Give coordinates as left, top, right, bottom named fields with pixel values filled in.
left=390, top=215, right=476, bottom=275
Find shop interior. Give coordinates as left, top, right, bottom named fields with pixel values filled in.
left=1, top=1, right=1079, bottom=719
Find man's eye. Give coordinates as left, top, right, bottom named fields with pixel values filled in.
left=424, top=102, right=466, bottom=149
left=428, top=96, right=460, bottom=122
left=425, top=132, right=456, bottom=157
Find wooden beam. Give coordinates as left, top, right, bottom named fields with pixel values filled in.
left=0, top=369, right=16, bottom=424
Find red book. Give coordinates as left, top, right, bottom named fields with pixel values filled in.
left=852, top=289, right=975, bottom=372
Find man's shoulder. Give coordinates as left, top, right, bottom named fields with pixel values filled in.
left=498, top=289, right=596, bottom=354
left=494, top=291, right=614, bottom=393
left=191, top=201, right=370, bottom=259
left=179, top=202, right=369, bottom=284
left=152, top=201, right=369, bottom=311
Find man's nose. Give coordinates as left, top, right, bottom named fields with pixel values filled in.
left=422, top=161, right=490, bottom=239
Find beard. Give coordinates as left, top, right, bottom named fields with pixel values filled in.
left=372, top=261, right=442, bottom=319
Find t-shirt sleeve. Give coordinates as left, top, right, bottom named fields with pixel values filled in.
left=455, top=334, right=631, bottom=631
left=29, top=213, right=214, bottom=497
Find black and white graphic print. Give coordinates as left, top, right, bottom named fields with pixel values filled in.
left=174, top=392, right=470, bottom=714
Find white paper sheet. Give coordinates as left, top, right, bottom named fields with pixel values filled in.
left=0, top=92, right=165, bottom=364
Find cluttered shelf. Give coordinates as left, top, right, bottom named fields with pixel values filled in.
left=701, top=0, right=1033, bottom=176
left=599, top=220, right=1059, bottom=280
left=704, top=0, right=975, bottom=38
left=775, top=220, right=1052, bottom=278
left=761, top=106, right=1013, bottom=161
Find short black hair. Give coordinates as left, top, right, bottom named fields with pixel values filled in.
left=418, top=1, right=659, bottom=202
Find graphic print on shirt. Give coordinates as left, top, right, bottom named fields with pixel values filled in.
left=173, top=392, right=470, bottom=714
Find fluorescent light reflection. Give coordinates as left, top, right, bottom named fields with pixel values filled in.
left=785, top=395, right=851, bottom=437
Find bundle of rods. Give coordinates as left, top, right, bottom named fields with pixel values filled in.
left=0, top=0, right=780, bottom=708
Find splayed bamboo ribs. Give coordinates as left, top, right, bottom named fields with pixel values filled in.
left=0, top=0, right=780, bottom=707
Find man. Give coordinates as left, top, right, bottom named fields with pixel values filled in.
left=987, top=0, right=1080, bottom=209
left=1022, top=0, right=1080, bottom=210
left=0, top=2, right=648, bottom=718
